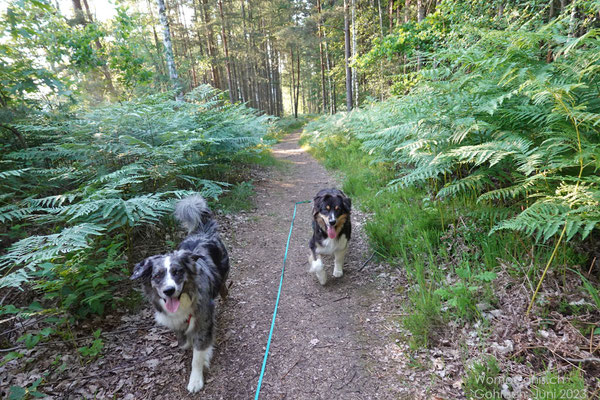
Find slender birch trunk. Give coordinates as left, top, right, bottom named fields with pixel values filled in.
left=156, top=0, right=182, bottom=100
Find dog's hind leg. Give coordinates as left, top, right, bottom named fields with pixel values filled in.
left=219, top=283, right=229, bottom=299
left=309, top=254, right=327, bottom=285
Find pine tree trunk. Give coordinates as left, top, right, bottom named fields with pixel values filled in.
left=417, top=0, right=425, bottom=21
left=199, top=0, right=220, bottom=89
left=417, top=0, right=424, bottom=70
left=377, top=0, right=384, bottom=100
left=317, top=0, right=328, bottom=113
left=323, top=27, right=335, bottom=113
left=343, top=0, right=353, bottom=111
left=388, top=0, right=393, bottom=31
left=217, top=0, right=235, bottom=102
left=352, top=0, right=358, bottom=108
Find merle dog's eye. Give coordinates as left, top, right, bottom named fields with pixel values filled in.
left=153, top=270, right=165, bottom=279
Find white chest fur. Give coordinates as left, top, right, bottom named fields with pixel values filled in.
left=316, top=234, right=348, bottom=256
left=155, top=293, right=194, bottom=332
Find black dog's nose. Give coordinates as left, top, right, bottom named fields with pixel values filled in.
left=163, top=287, right=175, bottom=297
left=329, top=218, right=337, bottom=226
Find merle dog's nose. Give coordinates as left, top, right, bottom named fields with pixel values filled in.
left=163, top=287, right=175, bottom=297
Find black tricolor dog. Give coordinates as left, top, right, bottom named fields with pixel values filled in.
left=309, top=188, right=351, bottom=285
left=130, top=195, right=229, bottom=393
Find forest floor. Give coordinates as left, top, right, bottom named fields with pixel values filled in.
left=2, top=131, right=469, bottom=399
left=0, top=132, right=486, bottom=400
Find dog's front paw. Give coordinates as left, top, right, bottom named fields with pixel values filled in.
left=187, top=371, right=204, bottom=393
left=315, top=270, right=327, bottom=285
left=204, top=346, right=213, bottom=368
left=333, top=268, right=343, bottom=278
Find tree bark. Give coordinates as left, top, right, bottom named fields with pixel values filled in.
left=352, top=0, right=358, bottom=108
left=317, top=0, right=328, bottom=113
left=417, top=0, right=424, bottom=21
left=569, top=3, right=578, bottom=37
left=343, top=0, right=353, bottom=111
left=156, top=0, right=182, bottom=100
left=388, top=0, right=393, bottom=31
left=324, top=36, right=335, bottom=114
left=217, top=0, right=236, bottom=102
left=199, top=0, right=221, bottom=89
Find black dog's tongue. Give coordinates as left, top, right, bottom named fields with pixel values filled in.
left=327, top=226, right=337, bottom=239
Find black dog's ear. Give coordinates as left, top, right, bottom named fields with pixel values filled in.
left=312, top=195, right=322, bottom=216
left=131, top=257, right=154, bottom=280
left=342, top=195, right=351, bottom=213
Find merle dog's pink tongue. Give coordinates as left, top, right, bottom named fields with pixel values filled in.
left=165, top=297, right=180, bottom=313
left=327, top=226, right=337, bottom=239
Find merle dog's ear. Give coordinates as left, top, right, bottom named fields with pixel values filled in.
left=131, top=257, right=153, bottom=280
left=175, top=250, right=201, bottom=273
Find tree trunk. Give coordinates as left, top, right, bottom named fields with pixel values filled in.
left=377, top=0, right=384, bottom=100
left=569, top=3, right=578, bottom=37
left=417, top=0, right=424, bottom=21
left=147, top=0, right=167, bottom=83
left=290, top=48, right=296, bottom=117
left=352, top=0, right=358, bottom=108
left=317, top=0, right=328, bottom=113
left=156, top=0, right=182, bottom=100
left=417, top=0, right=424, bottom=69
left=404, top=0, right=410, bottom=23
left=289, top=48, right=300, bottom=118
left=199, top=0, right=220, bottom=89
left=217, top=0, right=235, bottom=102
left=324, top=37, right=335, bottom=114
left=343, top=0, right=353, bottom=111
left=388, top=0, right=393, bottom=31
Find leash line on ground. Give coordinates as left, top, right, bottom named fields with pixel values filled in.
left=254, top=200, right=311, bottom=400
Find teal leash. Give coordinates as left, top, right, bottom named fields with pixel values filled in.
left=254, top=200, right=311, bottom=400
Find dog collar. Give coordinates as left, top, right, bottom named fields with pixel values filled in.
left=187, top=314, right=192, bottom=325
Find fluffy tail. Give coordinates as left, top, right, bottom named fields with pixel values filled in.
left=175, top=195, right=212, bottom=234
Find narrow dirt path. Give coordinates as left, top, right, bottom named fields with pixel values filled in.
left=21, top=132, right=411, bottom=399
left=185, top=131, right=404, bottom=399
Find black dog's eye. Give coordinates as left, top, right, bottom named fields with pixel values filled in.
left=335, top=206, right=339, bottom=210
left=326, top=205, right=330, bottom=210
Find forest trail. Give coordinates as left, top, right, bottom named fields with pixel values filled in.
left=177, top=131, right=405, bottom=399
left=28, top=132, right=410, bottom=399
